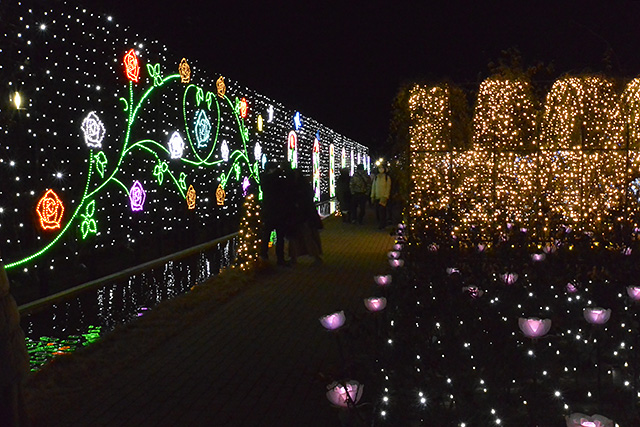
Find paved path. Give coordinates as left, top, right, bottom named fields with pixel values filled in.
left=26, top=211, right=395, bottom=426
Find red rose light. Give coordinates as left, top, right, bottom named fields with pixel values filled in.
left=36, top=189, right=65, bottom=230
left=123, top=49, right=140, bottom=83
left=240, top=98, right=248, bottom=118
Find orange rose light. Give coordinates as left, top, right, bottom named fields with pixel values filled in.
left=36, top=189, right=65, bottom=230
left=186, top=185, right=196, bottom=210
left=178, top=58, right=191, bottom=83
left=216, top=76, right=226, bottom=98
left=123, top=49, right=140, bottom=83
left=216, top=184, right=225, bottom=206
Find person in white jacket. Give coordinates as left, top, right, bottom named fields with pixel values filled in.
left=371, top=165, right=392, bottom=229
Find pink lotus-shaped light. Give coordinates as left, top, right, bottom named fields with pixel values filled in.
left=462, top=286, right=483, bottom=298
left=500, top=273, right=518, bottom=285
left=518, top=317, right=552, bottom=338
left=397, top=223, right=405, bottom=230
left=364, top=297, right=387, bottom=312
left=427, top=243, right=438, bottom=252
left=583, top=308, right=611, bottom=325
left=446, top=267, right=459, bottom=275
left=520, top=227, right=528, bottom=233
left=388, top=251, right=400, bottom=259
left=396, top=236, right=406, bottom=243
left=393, top=243, right=403, bottom=251
left=477, top=243, right=486, bottom=252
left=531, top=253, right=546, bottom=262
left=566, top=283, right=578, bottom=293
left=374, top=275, right=392, bottom=286
left=326, top=380, right=363, bottom=408
left=320, top=311, right=346, bottom=330
left=622, top=247, right=632, bottom=256
left=389, top=259, right=404, bottom=268
left=543, top=243, right=557, bottom=254
left=627, top=286, right=640, bottom=301
left=565, top=413, right=614, bottom=427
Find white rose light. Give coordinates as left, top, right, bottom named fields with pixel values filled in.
left=81, top=111, right=106, bottom=149
left=168, top=131, right=185, bottom=159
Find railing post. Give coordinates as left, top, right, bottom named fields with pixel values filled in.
left=0, top=249, right=30, bottom=425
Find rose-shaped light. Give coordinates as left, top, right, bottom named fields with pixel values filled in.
left=627, top=286, right=640, bottom=301
left=389, top=259, right=404, bottom=268
left=221, top=140, right=229, bottom=162
left=364, top=297, right=387, bottom=312
left=129, top=180, right=146, bottom=212
left=168, top=131, right=185, bottom=159
left=566, top=283, right=578, bottom=293
left=397, top=223, right=405, bottom=230
left=216, top=184, right=225, bottom=206
left=531, top=253, right=546, bottom=262
left=565, top=413, right=614, bottom=427
left=500, top=273, right=518, bottom=285
left=374, top=275, right=392, bottom=286
left=388, top=251, right=400, bottom=259
left=254, top=142, right=262, bottom=162
left=320, top=311, right=345, bottom=330
left=584, top=308, right=611, bottom=325
left=186, top=185, right=196, bottom=210
left=239, top=97, right=248, bottom=118
left=518, top=317, right=552, bottom=338
left=463, top=286, right=483, bottom=298
left=178, top=58, right=191, bottom=83
left=242, top=177, right=250, bottom=196
left=326, top=380, right=363, bottom=408
left=216, top=76, right=226, bottom=98
left=123, top=48, right=140, bottom=82
left=36, top=189, right=65, bottom=230
left=194, top=110, right=211, bottom=148
left=81, top=111, right=106, bottom=149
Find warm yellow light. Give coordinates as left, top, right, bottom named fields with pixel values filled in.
left=13, top=92, right=22, bottom=109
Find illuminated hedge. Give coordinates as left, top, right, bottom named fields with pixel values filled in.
left=0, top=2, right=368, bottom=290
left=408, top=76, right=640, bottom=239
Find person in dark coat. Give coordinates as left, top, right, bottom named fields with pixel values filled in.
left=336, top=167, right=352, bottom=223
left=288, top=169, right=323, bottom=264
left=349, top=164, right=370, bottom=224
left=259, top=161, right=290, bottom=265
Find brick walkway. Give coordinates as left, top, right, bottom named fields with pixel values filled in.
left=26, top=210, right=394, bottom=426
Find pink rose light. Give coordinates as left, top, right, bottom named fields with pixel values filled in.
left=389, top=259, right=404, bottom=268
left=531, top=253, right=546, bottom=262
left=565, top=413, right=614, bottom=427
left=374, top=275, right=392, bottom=286
left=326, top=380, right=363, bottom=408
left=500, top=273, right=518, bottom=285
left=388, top=251, right=400, bottom=259
left=364, top=297, right=387, bottom=312
left=583, top=308, right=611, bottom=325
left=627, top=286, right=640, bottom=301
left=520, top=227, right=528, bottom=233
left=320, top=311, right=346, bottom=330
left=518, top=317, right=552, bottom=338
left=397, top=223, right=405, bottom=230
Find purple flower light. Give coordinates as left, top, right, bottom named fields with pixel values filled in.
left=627, top=286, right=640, bottom=301
left=427, top=243, right=438, bottom=252
left=364, top=297, right=387, bottom=312
left=129, top=180, right=146, bottom=212
left=566, top=283, right=578, bottom=293
left=518, top=317, right=552, bottom=338
left=622, top=247, right=632, bottom=256
left=397, top=223, right=405, bottom=230
left=565, top=413, right=614, bottom=427
left=242, top=177, right=250, bottom=196
left=500, top=273, right=518, bottom=285
left=374, top=275, right=392, bottom=286
left=462, top=286, right=483, bottom=298
left=584, top=308, right=611, bottom=325
left=543, top=243, right=557, bottom=254
left=389, top=259, right=404, bottom=268
left=326, top=380, right=363, bottom=408
left=520, top=227, right=528, bottom=233
left=477, top=243, right=486, bottom=252
left=320, top=311, right=346, bottom=330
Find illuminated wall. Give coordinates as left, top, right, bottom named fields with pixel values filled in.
left=409, top=76, right=640, bottom=239
left=0, top=2, right=367, bottom=291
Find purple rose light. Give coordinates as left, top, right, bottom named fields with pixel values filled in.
left=397, top=223, right=405, bottom=230
left=374, top=275, right=392, bottom=286
left=584, top=308, right=611, bottom=325
left=326, top=380, right=363, bottom=408
left=500, top=273, right=518, bottom=285
left=242, top=177, right=250, bottom=196
left=627, top=286, right=640, bottom=301
left=565, top=413, right=614, bottom=427
left=320, top=311, right=346, bottom=330
left=520, top=227, right=528, bottom=233
left=129, top=180, right=146, bottom=212
left=531, top=253, right=546, bottom=262
left=389, top=259, right=404, bottom=268
left=518, top=317, right=552, bottom=338
left=364, top=297, right=387, bottom=312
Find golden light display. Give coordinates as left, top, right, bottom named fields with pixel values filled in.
left=408, top=75, right=640, bottom=240
left=234, top=194, right=261, bottom=272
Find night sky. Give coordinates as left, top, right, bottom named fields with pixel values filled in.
left=88, top=1, right=640, bottom=154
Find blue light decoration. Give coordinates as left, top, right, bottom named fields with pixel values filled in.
left=194, top=109, right=212, bottom=148
left=0, top=0, right=369, bottom=294
left=294, top=111, right=302, bottom=130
